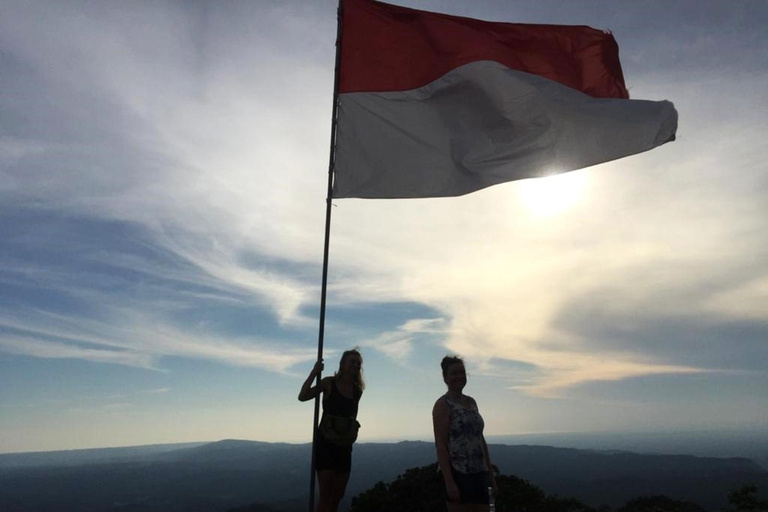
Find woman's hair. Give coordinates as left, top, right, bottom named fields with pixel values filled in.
left=441, top=355, right=464, bottom=376
left=337, top=347, right=366, bottom=391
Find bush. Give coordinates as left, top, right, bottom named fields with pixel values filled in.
left=724, top=485, right=768, bottom=512
left=617, top=495, right=706, bottom=512
left=350, top=463, right=597, bottom=512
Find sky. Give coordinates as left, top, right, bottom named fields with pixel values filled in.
left=1, top=0, right=767, bottom=454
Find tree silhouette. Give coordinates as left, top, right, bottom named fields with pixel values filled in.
left=350, top=464, right=444, bottom=512
left=350, top=463, right=597, bottom=512
left=224, top=502, right=284, bottom=512
left=723, top=485, right=768, bottom=512
left=616, top=495, right=706, bottom=512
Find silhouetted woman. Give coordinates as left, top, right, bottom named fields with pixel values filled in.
left=299, top=349, right=364, bottom=512
left=433, top=355, right=496, bottom=512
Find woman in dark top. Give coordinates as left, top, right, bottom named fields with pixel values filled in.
left=299, top=349, right=364, bottom=512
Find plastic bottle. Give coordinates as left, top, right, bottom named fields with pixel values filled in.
left=488, top=485, right=496, bottom=512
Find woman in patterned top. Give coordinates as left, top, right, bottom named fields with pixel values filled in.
left=433, top=355, right=496, bottom=511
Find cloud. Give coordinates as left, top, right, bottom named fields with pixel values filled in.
left=0, top=295, right=317, bottom=373
left=361, top=318, right=446, bottom=363
left=509, top=359, right=711, bottom=399
left=704, top=276, right=768, bottom=321
left=0, top=387, right=172, bottom=411
left=0, top=336, right=157, bottom=369
left=0, top=1, right=333, bottom=374
left=1, top=0, right=766, bottom=399
left=370, top=337, right=414, bottom=362
left=0, top=317, right=316, bottom=374
left=401, top=318, right=448, bottom=334
left=0, top=0, right=331, bottom=321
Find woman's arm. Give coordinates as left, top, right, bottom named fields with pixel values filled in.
left=475, top=397, right=497, bottom=495
left=467, top=395, right=497, bottom=494
left=298, top=360, right=325, bottom=402
left=481, top=434, right=497, bottom=493
left=432, top=398, right=460, bottom=502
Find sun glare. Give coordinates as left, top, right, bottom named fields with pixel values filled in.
left=517, top=171, right=588, bottom=216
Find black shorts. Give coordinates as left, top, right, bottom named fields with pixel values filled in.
left=315, top=431, right=352, bottom=474
left=445, top=466, right=491, bottom=504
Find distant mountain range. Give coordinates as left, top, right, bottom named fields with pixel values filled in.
left=486, top=428, right=768, bottom=470
left=1, top=439, right=766, bottom=511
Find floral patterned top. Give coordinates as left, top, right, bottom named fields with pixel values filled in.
left=443, top=393, right=488, bottom=474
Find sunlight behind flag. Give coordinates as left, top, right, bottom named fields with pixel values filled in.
left=517, top=171, right=588, bottom=217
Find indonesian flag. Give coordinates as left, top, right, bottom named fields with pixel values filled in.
left=333, top=0, right=678, bottom=199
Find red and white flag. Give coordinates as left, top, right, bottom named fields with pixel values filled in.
left=333, top=0, right=678, bottom=199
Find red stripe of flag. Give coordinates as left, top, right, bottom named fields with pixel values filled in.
left=340, top=0, right=629, bottom=98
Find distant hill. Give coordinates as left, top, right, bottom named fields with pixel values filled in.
left=0, top=442, right=206, bottom=469
left=0, top=440, right=765, bottom=511
left=486, top=429, right=768, bottom=470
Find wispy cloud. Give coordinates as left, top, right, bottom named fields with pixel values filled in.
left=0, top=299, right=316, bottom=373
left=508, top=357, right=713, bottom=398
left=0, top=388, right=172, bottom=411
left=1, top=0, right=766, bottom=400
left=362, top=318, right=447, bottom=363
left=0, top=336, right=156, bottom=369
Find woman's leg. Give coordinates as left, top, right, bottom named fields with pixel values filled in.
left=316, top=470, right=335, bottom=512
left=446, top=501, right=463, bottom=512
left=329, top=471, right=350, bottom=511
left=446, top=470, right=491, bottom=512
left=316, top=470, right=350, bottom=512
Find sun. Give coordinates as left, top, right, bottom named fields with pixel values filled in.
left=516, top=171, right=588, bottom=216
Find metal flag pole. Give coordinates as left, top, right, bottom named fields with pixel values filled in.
left=308, top=1, right=344, bottom=511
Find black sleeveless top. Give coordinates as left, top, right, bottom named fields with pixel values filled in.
left=322, top=378, right=361, bottom=418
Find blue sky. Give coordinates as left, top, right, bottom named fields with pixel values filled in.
left=1, top=0, right=767, bottom=453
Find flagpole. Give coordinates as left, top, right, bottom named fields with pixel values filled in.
left=308, top=0, right=344, bottom=511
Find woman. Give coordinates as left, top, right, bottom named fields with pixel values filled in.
left=298, top=349, right=364, bottom=512
left=433, top=355, right=497, bottom=512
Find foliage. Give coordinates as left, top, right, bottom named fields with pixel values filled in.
left=616, top=495, right=706, bottom=512
left=350, top=463, right=445, bottom=512
left=350, top=463, right=597, bottom=512
left=225, top=502, right=284, bottom=512
left=723, top=485, right=768, bottom=512
left=225, top=468, right=762, bottom=512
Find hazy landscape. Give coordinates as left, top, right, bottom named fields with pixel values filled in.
left=2, top=431, right=767, bottom=512
left=2, top=4, right=767, bottom=512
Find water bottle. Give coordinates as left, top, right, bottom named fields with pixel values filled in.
left=488, top=485, right=496, bottom=512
